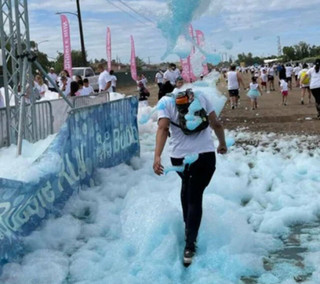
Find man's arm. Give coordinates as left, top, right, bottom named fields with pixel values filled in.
left=208, top=111, right=227, bottom=154
left=153, top=118, right=170, bottom=175
left=104, top=81, right=111, bottom=91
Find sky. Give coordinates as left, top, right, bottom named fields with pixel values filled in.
left=25, top=0, right=320, bottom=65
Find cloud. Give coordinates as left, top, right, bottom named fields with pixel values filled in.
left=23, top=0, right=320, bottom=64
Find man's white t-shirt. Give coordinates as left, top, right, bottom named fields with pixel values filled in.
left=164, top=69, right=181, bottom=85
left=293, top=66, right=301, bottom=76
left=267, top=68, right=274, bottom=76
left=155, top=72, right=164, bottom=84
left=285, top=66, right=293, bottom=77
left=111, top=75, right=117, bottom=87
left=227, top=71, right=239, bottom=90
left=81, top=85, right=94, bottom=95
left=98, top=70, right=112, bottom=92
left=307, top=68, right=320, bottom=89
left=158, top=94, right=215, bottom=158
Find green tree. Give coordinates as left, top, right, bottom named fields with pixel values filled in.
left=54, top=50, right=88, bottom=73
left=294, top=41, right=310, bottom=60
left=282, top=46, right=295, bottom=61
left=135, top=56, right=146, bottom=72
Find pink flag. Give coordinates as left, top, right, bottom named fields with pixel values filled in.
left=130, top=35, right=138, bottom=81
left=187, top=25, right=197, bottom=82
left=188, top=24, right=196, bottom=54
left=180, top=57, right=191, bottom=82
left=195, top=30, right=209, bottom=75
left=106, top=27, right=112, bottom=72
left=60, top=15, right=72, bottom=77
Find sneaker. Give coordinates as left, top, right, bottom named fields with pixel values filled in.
left=183, top=248, right=195, bottom=266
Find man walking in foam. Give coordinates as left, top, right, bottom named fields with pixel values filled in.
left=227, top=65, right=245, bottom=109
left=153, top=76, right=227, bottom=267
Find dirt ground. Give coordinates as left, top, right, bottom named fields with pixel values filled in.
left=118, top=72, right=320, bottom=136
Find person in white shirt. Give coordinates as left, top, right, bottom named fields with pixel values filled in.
left=247, top=76, right=262, bottom=110
left=298, top=63, right=311, bottom=104
left=260, top=69, right=268, bottom=92
left=47, top=67, right=58, bottom=92
left=227, top=65, right=245, bottom=109
left=163, top=63, right=181, bottom=86
left=285, top=64, right=293, bottom=90
left=155, top=69, right=164, bottom=100
left=267, top=64, right=275, bottom=91
left=34, top=75, right=48, bottom=98
left=81, top=78, right=94, bottom=96
left=155, top=69, right=164, bottom=87
left=97, top=63, right=112, bottom=93
left=280, top=79, right=289, bottom=106
left=59, top=76, right=70, bottom=97
left=153, top=76, right=227, bottom=266
left=109, top=70, right=117, bottom=92
left=303, top=59, right=320, bottom=119
left=293, top=63, right=301, bottom=87
left=58, top=70, right=72, bottom=93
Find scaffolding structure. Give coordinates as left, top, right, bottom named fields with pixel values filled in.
left=0, top=0, right=36, bottom=151
left=0, top=0, right=73, bottom=154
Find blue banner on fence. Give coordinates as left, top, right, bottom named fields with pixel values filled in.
left=0, top=96, right=140, bottom=265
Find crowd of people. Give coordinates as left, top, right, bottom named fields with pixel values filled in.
left=223, top=59, right=320, bottom=119
left=33, top=63, right=118, bottom=99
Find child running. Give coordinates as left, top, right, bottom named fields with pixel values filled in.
left=260, top=69, right=268, bottom=92
left=280, top=79, right=289, bottom=106
left=247, top=77, right=262, bottom=110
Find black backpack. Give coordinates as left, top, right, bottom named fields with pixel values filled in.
left=170, top=91, right=209, bottom=135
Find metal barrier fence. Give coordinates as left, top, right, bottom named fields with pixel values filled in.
left=0, top=92, right=119, bottom=148
left=0, top=101, right=53, bottom=148
left=71, top=92, right=110, bottom=109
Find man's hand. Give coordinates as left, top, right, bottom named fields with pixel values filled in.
left=217, top=143, right=227, bottom=154
left=153, top=156, right=164, bottom=175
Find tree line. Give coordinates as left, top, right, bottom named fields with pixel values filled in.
left=235, top=41, right=320, bottom=66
